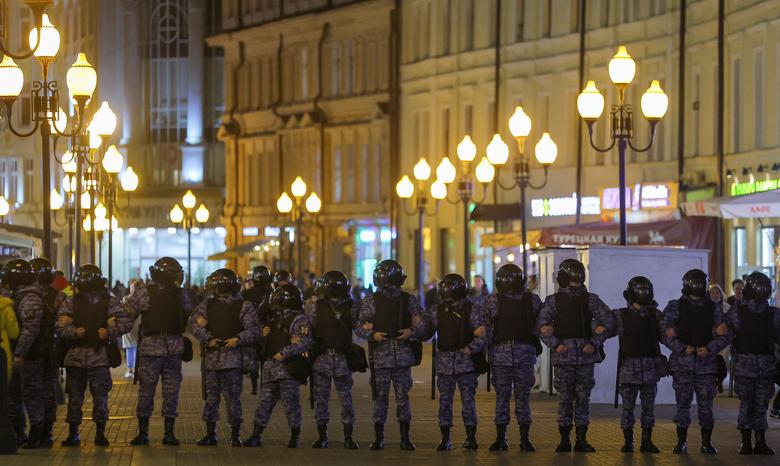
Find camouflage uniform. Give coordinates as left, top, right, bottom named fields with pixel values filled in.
left=10, top=284, right=47, bottom=431
left=662, top=297, right=730, bottom=429
left=484, top=292, right=543, bottom=426
left=189, top=293, right=258, bottom=425
left=41, top=287, right=67, bottom=427
left=305, top=296, right=359, bottom=426
left=725, top=300, right=780, bottom=431
left=355, top=290, right=426, bottom=424
left=57, top=290, right=132, bottom=426
left=612, top=305, right=665, bottom=429
left=125, top=281, right=192, bottom=418
left=429, top=299, right=489, bottom=427
left=538, top=286, right=614, bottom=428
left=252, top=308, right=312, bottom=429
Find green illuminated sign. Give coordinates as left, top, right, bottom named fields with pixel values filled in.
left=730, top=178, right=780, bottom=196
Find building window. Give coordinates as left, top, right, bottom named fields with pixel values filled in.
left=692, top=71, right=700, bottom=156
left=301, top=47, right=309, bottom=100
left=345, top=144, right=355, bottom=203
left=463, top=0, right=474, bottom=51
left=332, top=146, right=342, bottom=203
left=360, top=144, right=369, bottom=202
left=515, top=0, right=525, bottom=41
left=753, top=50, right=763, bottom=149
left=541, top=0, right=551, bottom=38
left=759, top=227, right=775, bottom=267
left=331, top=45, right=341, bottom=96
left=23, top=158, right=33, bottom=204
left=463, top=104, right=473, bottom=135
left=346, top=41, right=355, bottom=95
left=441, top=0, right=451, bottom=55
left=732, top=58, right=741, bottom=153
left=734, top=227, right=747, bottom=271
left=442, top=108, right=451, bottom=156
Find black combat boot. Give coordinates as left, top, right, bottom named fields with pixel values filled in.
left=700, top=428, right=717, bottom=455
left=130, top=416, right=149, bottom=446
left=243, top=424, right=264, bottom=447
left=312, top=423, right=328, bottom=448
left=369, top=422, right=384, bottom=450
left=555, top=426, right=572, bottom=452
left=462, top=425, right=478, bottom=451
left=163, top=417, right=180, bottom=446
left=399, top=421, right=415, bottom=451
left=196, top=422, right=218, bottom=446
left=436, top=425, right=452, bottom=451
left=753, top=430, right=774, bottom=455
left=343, top=424, right=359, bottom=449
left=94, top=421, right=109, bottom=446
left=61, top=423, right=81, bottom=447
left=22, top=424, right=42, bottom=449
left=519, top=424, right=535, bottom=452
left=231, top=424, right=242, bottom=447
left=489, top=424, right=508, bottom=451
left=639, top=427, right=660, bottom=453
left=287, top=427, right=301, bottom=448
left=250, top=373, right=258, bottom=395
left=573, top=425, right=596, bottom=452
left=673, top=427, right=688, bottom=454
left=41, top=421, right=54, bottom=448
left=738, top=429, right=753, bottom=455
left=620, top=428, right=634, bottom=453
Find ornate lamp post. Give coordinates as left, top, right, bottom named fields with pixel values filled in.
left=276, top=177, right=322, bottom=280
left=0, top=8, right=98, bottom=260
left=170, top=191, right=209, bottom=286
left=490, top=106, right=558, bottom=272
left=577, top=46, right=669, bottom=245
left=435, top=136, right=495, bottom=281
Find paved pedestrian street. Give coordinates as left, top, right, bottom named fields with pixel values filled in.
left=7, top=345, right=780, bottom=466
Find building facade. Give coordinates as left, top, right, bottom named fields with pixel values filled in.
left=398, top=0, right=780, bottom=292
left=209, top=0, right=395, bottom=282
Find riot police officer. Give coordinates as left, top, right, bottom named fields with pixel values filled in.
left=305, top=271, right=360, bottom=449
left=662, top=269, right=730, bottom=454
left=125, top=257, right=193, bottom=446
left=242, top=265, right=273, bottom=394
left=726, top=271, right=779, bottom=455
left=484, top=264, right=543, bottom=452
left=189, top=268, right=258, bottom=447
left=356, top=260, right=426, bottom=451
left=538, top=259, right=614, bottom=453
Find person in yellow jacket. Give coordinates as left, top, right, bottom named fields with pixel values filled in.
left=0, top=290, right=20, bottom=381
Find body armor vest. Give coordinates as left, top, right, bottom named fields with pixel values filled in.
left=676, top=298, right=715, bottom=348
left=495, top=293, right=536, bottom=344
left=436, top=302, right=473, bottom=351
left=553, top=292, right=592, bottom=340
left=206, top=298, right=243, bottom=341
left=619, top=308, right=661, bottom=358
left=143, top=284, right=183, bottom=335
left=733, top=305, right=774, bottom=355
left=314, top=299, right=353, bottom=350
left=73, top=294, right=108, bottom=347
left=373, top=292, right=410, bottom=338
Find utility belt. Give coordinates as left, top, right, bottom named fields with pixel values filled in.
left=143, top=331, right=182, bottom=337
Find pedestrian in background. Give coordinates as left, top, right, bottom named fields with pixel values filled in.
left=727, top=279, right=745, bottom=307
left=469, top=275, right=489, bottom=306
left=122, top=281, right=141, bottom=380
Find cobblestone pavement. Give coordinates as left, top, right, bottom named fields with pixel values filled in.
left=6, top=344, right=780, bottom=465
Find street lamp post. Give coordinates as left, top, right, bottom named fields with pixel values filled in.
left=396, top=158, right=446, bottom=400
left=276, top=177, right=322, bottom=281
left=434, top=137, right=495, bottom=282
left=577, top=46, right=669, bottom=245
left=170, top=190, right=209, bottom=286
left=490, top=106, right=558, bottom=273
left=0, top=8, right=98, bottom=260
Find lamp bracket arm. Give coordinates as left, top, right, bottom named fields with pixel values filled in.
left=627, top=121, right=659, bottom=153
left=527, top=167, right=549, bottom=191
left=586, top=125, right=617, bottom=153
left=0, top=26, right=41, bottom=60
left=471, top=184, right=489, bottom=205
left=3, top=100, right=40, bottom=137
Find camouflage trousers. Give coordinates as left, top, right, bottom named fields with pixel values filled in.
left=43, top=362, right=58, bottom=423
left=734, top=375, right=775, bottom=431
left=13, top=357, right=46, bottom=427
left=373, top=367, right=412, bottom=424
left=253, top=378, right=302, bottom=428
left=136, top=355, right=183, bottom=418
left=8, top=366, right=26, bottom=435
left=65, top=366, right=112, bottom=425
left=672, top=373, right=717, bottom=429
left=491, top=364, right=535, bottom=426
left=437, top=372, right=478, bottom=427
left=553, top=364, right=595, bottom=427
left=202, top=368, right=243, bottom=425
left=313, top=371, right=355, bottom=425
left=620, top=383, right=657, bottom=429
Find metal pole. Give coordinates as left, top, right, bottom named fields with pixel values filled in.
left=296, top=210, right=303, bottom=282
left=75, top=155, right=82, bottom=270
left=520, top=180, right=528, bottom=272
left=618, top=138, right=628, bottom=245
left=90, top=191, right=95, bottom=264
left=41, top=121, right=52, bottom=260
left=67, top=199, right=73, bottom=277
left=108, top=180, right=114, bottom=287
left=463, top=199, right=470, bottom=282
left=187, top=221, right=192, bottom=286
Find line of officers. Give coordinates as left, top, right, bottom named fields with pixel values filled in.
left=2, top=256, right=779, bottom=456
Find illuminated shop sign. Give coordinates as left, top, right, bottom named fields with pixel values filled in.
left=730, top=177, right=780, bottom=196
left=530, top=193, right=601, bottom=217
left=601, top=182, right=678, bottom=211
left=242, top=227, right=259, bottom=237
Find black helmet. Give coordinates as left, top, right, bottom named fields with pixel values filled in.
left=556, top=259, right=586, bottom=288
left=207, top=268, right=242, bottom=296
left=149, top=257, right=184, bottom=286
left=272, top=270, right=295, bottom=289
left=72, top=264, right=105, bottom=293
left=681, top=269, right=708, bottom=298
left=269, top=283, right=303, bottom=311
left=495, top=264, right=526, bottom=294
left=319, top=270, right=350, bottom=299
left=743, top=271, right=772, bottom=301
left=373, top=260, right=406, bottom=289
left=437, top=274, right=468, bottom=304
left=1, top=259, right=35, bottom=290
left=30, top=257, right=56, bottom=286
left=623, top=276, right=655, bottom=306
left=249, top=265, right=273, bottom=288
